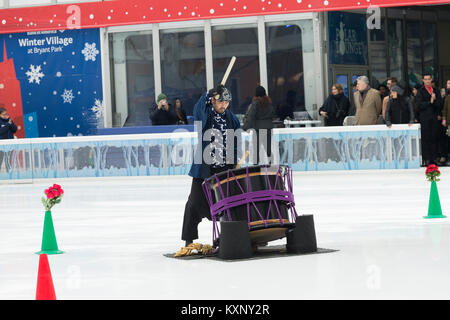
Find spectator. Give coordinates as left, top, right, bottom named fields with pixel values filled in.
left=382, top=77, right=398, bottom=119
left=243, top=85, right=275, bottom=164
left=174, top=98, right=188, bottom=125
left=0, top=106, right=17, bottom=170
left=416, top=74, right=444, bottom=166
left=149, top=93, right=177, bottom=125
left=411, top=83, right=422, bottom=123
left=442, top=79, right=450, bottom=136
left=441, top=88, right=446, bottom=100
left=432, top=79, right=438, bottom=89
left=378, top=84, right=388, bottom=100
left=319, top=83, right=350, bottom=126
left=348, top=81, right=359, bottom=116
left=434, top=81, right=448, bottom=165
left=439, top=80, right=450, bottom=165
left=0, top=106, right=17, bottom=139
left=384, top=85, right=415, bottom=127
left=354, top=76, right=382, bottom=125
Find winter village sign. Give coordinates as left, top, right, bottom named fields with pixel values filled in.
left=18, top=31, right=74, bottom=55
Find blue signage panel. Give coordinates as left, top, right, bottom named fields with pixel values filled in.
left=328, top=12, right=368, bottom=66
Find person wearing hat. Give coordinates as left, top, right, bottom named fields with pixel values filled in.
left=384, top=85, right=415, bottom=127
left=0, top=105, right=17, bottom=140
left=149, top=93, right=177, bottom=126
left=181, top=84, right=241, bottom=246
left=411, top=83, right=422, bottom=123
left=243, top=85, right=275, bottom=164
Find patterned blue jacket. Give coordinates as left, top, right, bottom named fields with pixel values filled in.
left=188, top=93, right=241, bottom=179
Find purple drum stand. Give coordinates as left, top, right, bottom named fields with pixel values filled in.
left=202, top=165, right=299, bottom=246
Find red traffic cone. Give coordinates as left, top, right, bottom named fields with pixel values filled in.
left=35, top=254, right=56, bottom=300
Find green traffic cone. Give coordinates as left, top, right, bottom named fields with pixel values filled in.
left=36, top=211, right=64, bottom=255
left=424, top=181, right=446, bottom=219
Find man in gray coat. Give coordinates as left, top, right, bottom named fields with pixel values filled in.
left=354, top=76, right=382, bottom=125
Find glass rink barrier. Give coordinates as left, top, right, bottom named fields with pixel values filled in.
left=273, top=124, right=421, bottom=171
left=0, top=124, right=421, bottom=182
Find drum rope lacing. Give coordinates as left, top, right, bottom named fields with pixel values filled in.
left=202, top=165, right=298, bottom=244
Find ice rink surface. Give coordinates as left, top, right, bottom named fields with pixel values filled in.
left=1, top=168, right=450, bottom=300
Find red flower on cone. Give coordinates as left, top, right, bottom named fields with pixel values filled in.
left=42, top=184, right=64, bottom=211
left=426, top=164, right=441, bottom=182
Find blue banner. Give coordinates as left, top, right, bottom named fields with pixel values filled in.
left=0, top=28, right=103, bottom=138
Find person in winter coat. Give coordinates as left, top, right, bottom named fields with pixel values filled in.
left=415, top=74, right=444, bottom=165
left=181, top=85, right=241, bottom=247
left=243, top=86, right=276, bottom=164
left=354, top=76, right=382, bottom=125
left=0, top=106, right=17, bottom=171
left=384, top=85, right=415, bottom=127
left=0, top=106, right=17, bottom=139
left=411, top=83, right=422, bottom=123
left=174, top=98, right=188, bottom=125
left=442, top=80, right=450, bottom=128
left=149, top=93, right=177, bottom=125
left=319, top=83, right=350, bottom=126
left=382, top=77, right=398, bottom=120
left=440, top=80, right=450, bottom=164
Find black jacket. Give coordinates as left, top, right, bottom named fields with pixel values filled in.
left=415, top=86, right=443, bottom=122
left=0, top=118, right=17, bottom=139
left=319, top=93, right=350, bottom=126
left=242, top=100, right=275, bottom=131
left=174, top=108, right=188, bottom=125
left=149, top=103, right=178, bottom=125
left=384, top=96, right=415, bottom=126
left=276, top=103, right=294, bottom=121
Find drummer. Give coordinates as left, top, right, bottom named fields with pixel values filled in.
left=181, top=84, right=241, bottom=247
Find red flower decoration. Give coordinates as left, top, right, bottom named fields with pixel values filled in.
left=42, top=184, right=64, bottom=211
left=426, top=164, right=441, bottom=182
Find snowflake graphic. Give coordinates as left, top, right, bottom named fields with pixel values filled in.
left=25, top=65, right=44, bottom=84
left=61, top=89, right=75, bottom=104
left=81, top=42, right=100, bottom=62
left=91, top=99, right=104, bottom=119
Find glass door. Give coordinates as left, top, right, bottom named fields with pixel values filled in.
left=332, top=66, right=369, bottom=107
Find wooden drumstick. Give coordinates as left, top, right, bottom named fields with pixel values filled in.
left=221, top=56, right=236, bottom=86
left=236, top=150, right=249, bottom=169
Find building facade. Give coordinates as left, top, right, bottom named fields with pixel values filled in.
left=0, top=0, right=449, bottom=136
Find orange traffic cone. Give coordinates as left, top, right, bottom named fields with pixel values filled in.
left=35, top=254, right=56, bottom=300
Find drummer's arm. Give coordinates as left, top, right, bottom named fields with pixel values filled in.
left=193, top=92, right=210, bottom=122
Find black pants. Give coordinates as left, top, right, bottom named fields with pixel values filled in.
left=181, top=165, right=233, bottom=242
left=420, top=118, right=439, bottom=163
left=437, top=124, right=448, bottom=159
left=253, top=129, right=272, bottom=165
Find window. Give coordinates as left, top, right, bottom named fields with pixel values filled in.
left=388, top=19, right=406, bottom=87
left=422, top=22, right=438, bottom=81
left=406, top=21, right=422, bottom=87
left=106, top=15, right=319, bottom=127
left=266, top=23, right=305, bottom=114
left=369, top=19, right=388, bottom=88
left=160, top=28, right=206, bottom=117
left=109, top=31, right=154, bottom=127
left=212, top=25, right=260, bottom=115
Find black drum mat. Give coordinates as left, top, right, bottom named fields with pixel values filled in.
left=164, top=245, right=338, bottom=262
